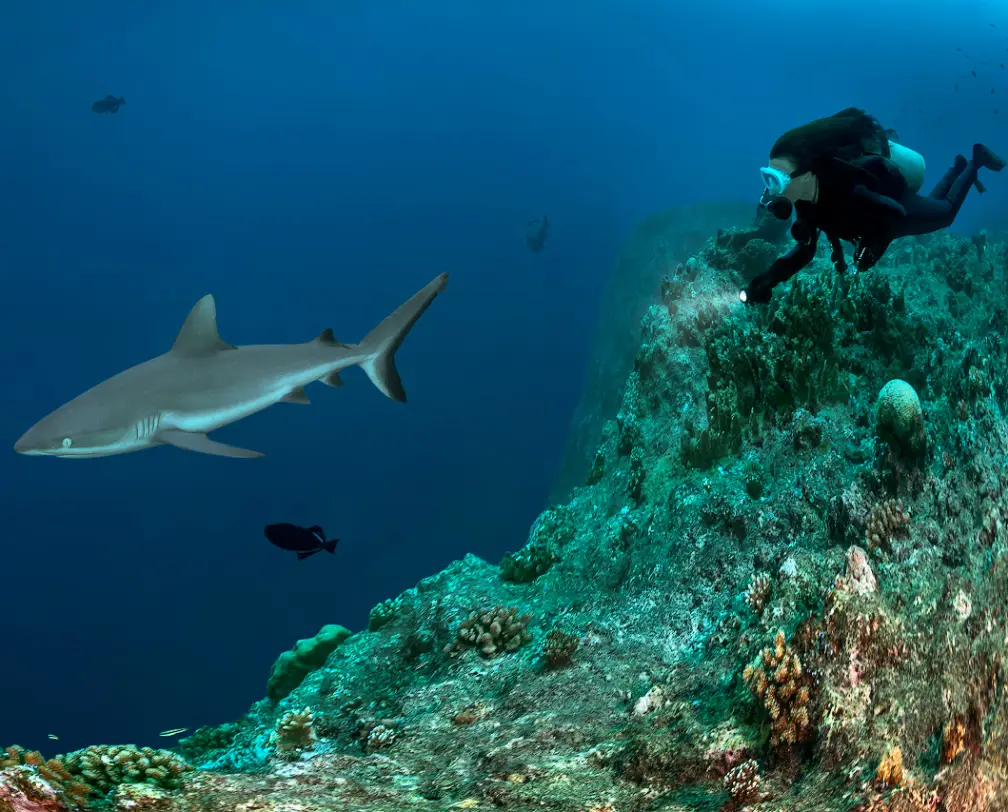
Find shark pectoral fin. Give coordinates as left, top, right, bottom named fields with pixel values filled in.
left=159, top=430, right=263, bottom=458
left=281, top=386, right=310, bottom=404
left=322, top=371, right=345, bottom=387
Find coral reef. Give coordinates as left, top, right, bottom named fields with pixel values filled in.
left=27, top=222, right=1008, bottom=810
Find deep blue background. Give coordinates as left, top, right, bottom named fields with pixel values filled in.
left=1, top=0, right=1004, bottom=752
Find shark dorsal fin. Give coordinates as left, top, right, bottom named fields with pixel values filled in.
left=172, top=295, right=236, bottom=356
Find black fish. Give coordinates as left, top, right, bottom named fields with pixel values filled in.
left=525, top=215, right=550, bottom=252
left=92, top=94, right=125, bottom=114
left=972, top=70, right=978, bottom=77
left=264, top=523, right=338, bottom=560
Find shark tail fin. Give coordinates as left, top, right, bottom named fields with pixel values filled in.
left=356, top=273, right=448, bottom=402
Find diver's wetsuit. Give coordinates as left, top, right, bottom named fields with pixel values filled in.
left=745, top=145, right=1004, bottom=303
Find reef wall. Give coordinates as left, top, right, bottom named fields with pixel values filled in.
left=6, top=220, right=1008, bottom=811
left=550, top=200, right=776, bottom=503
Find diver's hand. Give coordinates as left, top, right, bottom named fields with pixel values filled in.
left=854, top=242, right=878, bottom=271
left=741, top=272, right=775, bottom=305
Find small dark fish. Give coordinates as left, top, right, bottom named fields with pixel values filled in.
left=1001, top=63, right=1005, bottom=68
left=993, top=88, right=998, bottom=94
left=525, top=215, right=550, bottom=253
left=955, top=83, right=959, bottom=91
left=264, top=523, right=338, bottom=560
left=996, top=109, right=1000, bottom=114
left=972, top=70, right=978, bottom=77
left=91, top=94, right=125, bottom=114
left=957, top=47, right=963, bottom=51
left=992, top=23, right=997, bottom=28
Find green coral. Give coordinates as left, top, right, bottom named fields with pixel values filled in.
left=875, top=378, right=926, bottom=458
left=368, top=597, right=401, bottom=631
left=500, top=506, right=574, bottom=583
left=61, top=744, right=192, bottom=793
left=267, top=623, right=351, bottom=702
left=742, top=459, right=764, bottom=499
left=501, top=541, right=556, bottom=583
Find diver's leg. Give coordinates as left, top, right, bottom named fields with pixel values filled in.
left=928, top=155, right=967, bottom=199
left=896, top=162, right=979, bottom=236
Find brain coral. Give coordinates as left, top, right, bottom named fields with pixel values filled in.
left=875, top=379, right=925, bottom=454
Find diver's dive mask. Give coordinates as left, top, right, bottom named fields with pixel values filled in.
left=760, top=165, right=791, bottom=197
left=759, top=165, right=794, bottom=220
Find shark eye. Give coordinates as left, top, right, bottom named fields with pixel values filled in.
left=61, top=438, right=72, bottom=448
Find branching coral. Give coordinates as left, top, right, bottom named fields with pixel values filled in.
left=274, top=708, right=316, bottom=752
left=0, top=746, right=92, bottom=808
left=541, top=630, right=580, bottom=669
left=866, top=499, right=910, bottom=553
left=723, top=758, right=761, bottom=805
left=742, top=630, right=812, bottom=748
left=368, top=597, right=401, bottom=631
left=745, top=573, right=772, bottom=615
left=60, top=744, right=191, bottom=793
left=450, top=605, right=532, bottom=657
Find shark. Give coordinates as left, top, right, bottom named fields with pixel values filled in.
left=14, top=273, right=448, bottom=459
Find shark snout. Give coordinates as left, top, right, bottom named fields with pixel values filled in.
left=13, top=435, right=35, bottom=455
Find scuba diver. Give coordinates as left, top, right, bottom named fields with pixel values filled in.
left=92, top=95, right=125, bottom=114
left=740, top=107, right=1005, bottom=304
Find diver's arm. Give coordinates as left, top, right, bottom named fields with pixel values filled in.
left=742, top=231, right=818, bottom=304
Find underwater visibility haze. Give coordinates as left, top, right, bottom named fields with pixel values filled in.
left=5, top=1, right=1008, bottom=809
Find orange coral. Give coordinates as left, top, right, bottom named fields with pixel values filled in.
left=875, top=746, right=904, bottom=788
left=0, top=745, right=93, bottom=808
left=942, top=714, right=966, bottom=764
left=742, top=630, right=812, bottom=748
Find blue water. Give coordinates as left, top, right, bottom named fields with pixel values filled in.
left=1, top=0, right=1005, bottom=753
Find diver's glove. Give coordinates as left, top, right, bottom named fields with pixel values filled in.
left=740, top=272, right=775, bottom=305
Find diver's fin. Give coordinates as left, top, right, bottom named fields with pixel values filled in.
left=282, top=386, right=310, bottom=405
left=159, top=430, right=263, bottom=458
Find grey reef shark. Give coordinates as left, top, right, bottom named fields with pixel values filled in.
left=14, top=273, right=448, bottom=459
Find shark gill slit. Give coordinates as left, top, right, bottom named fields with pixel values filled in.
left=135, top=413, right=161, bottom=440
